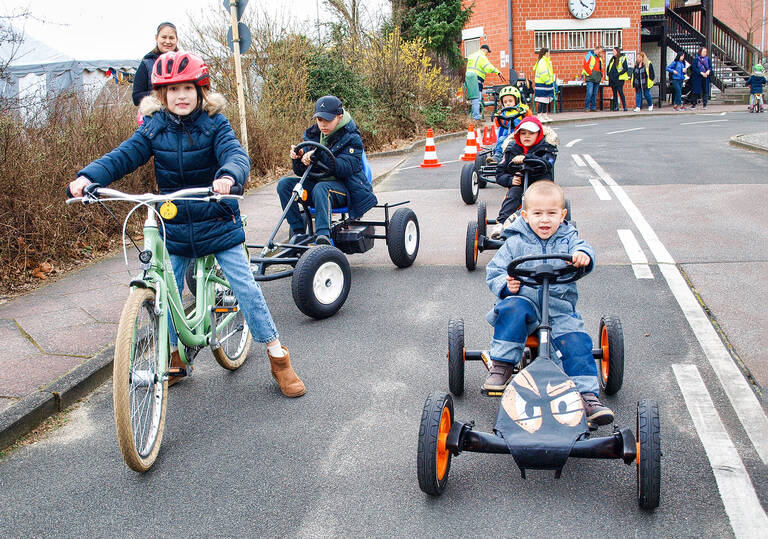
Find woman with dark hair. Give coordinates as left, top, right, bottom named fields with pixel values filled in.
left=532, top=48, right=555, bottom=119
left=666, top=51, right=687, bottom=110
left=607, top=47, right=629, bottom=111
left=131, top=22, right=179, bottom=106
left=690, top=46, right=712, bottom=109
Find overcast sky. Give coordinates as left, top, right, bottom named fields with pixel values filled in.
left=3, top=0, right=390, bottom=60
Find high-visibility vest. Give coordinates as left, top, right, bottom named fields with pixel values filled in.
left=609, top=55, right=629, bottom=80
left=533, top=57, right=554, bottom=85
left=466, top=50, right=500, bottom=79
left=632, top=62, right=655, bottom=89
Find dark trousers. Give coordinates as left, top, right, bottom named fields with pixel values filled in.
left=276, top=176, right=349, bottom=237
left=497, top=185, right=523, bottom=222
left=671, top=79, right=683, bottom=106
left=610, top=83, right=626, bottom=110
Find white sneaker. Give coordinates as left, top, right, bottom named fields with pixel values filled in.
left=489, top=223, right=504, bottom=239
left=633, top=107, right=640, bottom=112
left=648, top=104, right=653, bottom=111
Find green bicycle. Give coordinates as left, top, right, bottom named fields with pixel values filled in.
left=68, top=184, right=249, bottom=471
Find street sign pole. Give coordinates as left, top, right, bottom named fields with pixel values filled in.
left=228, top=0, right=249, bottom=154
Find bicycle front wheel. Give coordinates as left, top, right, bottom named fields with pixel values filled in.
left=113, top=287, right=168, bottom=472
left=211, top=270, right=252, bottom=370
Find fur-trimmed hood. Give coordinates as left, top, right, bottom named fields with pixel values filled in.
left=138, top=92, right=227, bottom=118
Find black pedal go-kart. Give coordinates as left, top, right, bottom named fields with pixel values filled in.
left=465, top=156, right=571, bottom=271
left=417, top=254, right=661, bottom=510
left=459, top=106, right=529, bottom=205
left=239, top=141, right=419, bottom=319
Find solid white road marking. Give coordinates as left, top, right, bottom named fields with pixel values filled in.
left=680, top=119, right=729, bottom=125
left=617, top=229, right=653, bottom=279
left=588, top=179, right=611, bottom=200
left=605, top=127, right=646, bottom=135
left=575, top=123, right=597, bottom=127
left=583, top=153, right=768, bottom=465
left=565, top=138, right=582, bottom=147
left=672, top=364, right=768, bottom=538
left=571, top=154, right=586, bottom=167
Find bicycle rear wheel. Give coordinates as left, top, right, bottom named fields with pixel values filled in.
left=211, top=269, right=252, bottom=370
left=113, top=287, right=168, bottom=472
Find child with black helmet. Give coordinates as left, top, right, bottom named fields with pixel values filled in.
left=69, top=51, right=306, bottom=397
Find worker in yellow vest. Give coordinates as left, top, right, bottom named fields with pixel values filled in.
left=465, top=44, right=505, bottom=120
left=607, top=47, right=629, bottom=111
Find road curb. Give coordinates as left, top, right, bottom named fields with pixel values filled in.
left=728, top=134, right=768, bottom=155
left=0, top=347, right=114, bottom=451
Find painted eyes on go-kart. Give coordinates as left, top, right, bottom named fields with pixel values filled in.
left=502, top=371, right=585, bottom=433
left=547, top=380, right=585, bottom=427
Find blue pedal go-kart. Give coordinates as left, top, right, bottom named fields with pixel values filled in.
left=417, top=254, right=661, bottom=510
left=247, top=141, right=420, bottom=319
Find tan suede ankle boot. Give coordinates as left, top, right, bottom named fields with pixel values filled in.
left=268, top=346, right=306, bottom=397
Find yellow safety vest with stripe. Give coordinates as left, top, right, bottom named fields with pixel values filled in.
left=631, top=62, right=655, bottom=89
left=609, top=55, right=629, bottom=81
left=533, top=57, right=554, bottom=85
left=466, top=50, right=501, bottom=79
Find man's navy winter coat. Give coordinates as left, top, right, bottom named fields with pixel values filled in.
left=78, top=94, right=250, bottom=258
left=292, top=113, right=377, bottom=219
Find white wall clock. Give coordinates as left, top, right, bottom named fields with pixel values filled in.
left=568, top=0, right=596, bottom=19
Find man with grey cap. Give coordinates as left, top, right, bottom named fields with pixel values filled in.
left=277, top=95, right=377, bottom=245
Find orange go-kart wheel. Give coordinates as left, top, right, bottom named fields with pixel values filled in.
left=417, top=392, right=454, bottom=496
left=598, top=316, right=624, bottom=395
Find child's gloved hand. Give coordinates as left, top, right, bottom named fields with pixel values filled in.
left=506, top=276, right=521, bottom=294
left=213, top=176, right=235, bottom=194
left=571, top=250, right=591, bottom=268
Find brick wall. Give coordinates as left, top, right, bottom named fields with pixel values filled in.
left=714, top=0, right=766, bottom=51
left=462, top=0, right=642, bottom=110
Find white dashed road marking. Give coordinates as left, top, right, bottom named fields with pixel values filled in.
left=617, top=229, right=653, bottom=279
left=575, top=123, right=597, bottom=127
left=605, top=127, right=646, bottom=135
left=588, top=179, right=611, bottom=200
left=582, top=153, right=768, bottom=465
left=565, top=138, right=582, bottom=147
left=680, top=119, right=729, bottom=125
left=673, top=364, right=768, bottom=538
left=571, top=154, right=586, bottom=167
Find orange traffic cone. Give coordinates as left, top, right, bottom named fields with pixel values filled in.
left=419, top=128, right=443, bottom=168
left=489, top=124, right=497, bottom=143
left=461, top=125, right=478, bottom=161
left=481, top=126, right=492, bottom=145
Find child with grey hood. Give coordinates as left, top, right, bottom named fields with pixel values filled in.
left=484, top=181, right=613, bottom=425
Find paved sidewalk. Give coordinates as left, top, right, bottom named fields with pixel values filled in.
left=0, top=103, right=750, bottom=449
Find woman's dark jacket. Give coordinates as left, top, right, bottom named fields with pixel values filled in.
left=691, top=55, right=712, bottom=94
left=292, top=114, right=377, bottom=219
left=607, top=55, right=628, bottom=85
left=132, top=51, right=159, bottom=106
left=632, top=63, right=655, bottom=89
left=78, top=94, right=250, bottom=258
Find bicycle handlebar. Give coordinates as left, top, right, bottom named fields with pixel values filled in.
left=66, top=185, right=244, bottom=204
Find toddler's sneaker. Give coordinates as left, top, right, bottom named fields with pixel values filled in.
left=489, top=223, right=504, bottom=239
left=483, top=361, right=516, bottom=391
left=485, top=155, right=498, bottom=166
left=314, top=235, right=333, bottom=246
left=581, top=392, right=614, bottom=425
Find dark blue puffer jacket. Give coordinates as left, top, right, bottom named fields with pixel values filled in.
left=78, top=93, right=250, bottom=258
left=292, top=113, right=378, bottom=219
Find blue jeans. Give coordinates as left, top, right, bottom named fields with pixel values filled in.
left=470, top=97, right=483, bottom=120
left=671, top=79, right=682, bottom=106
left=635, top=87, right=653, bottom=109
left=584, top=81, right=599, bottom=110
left=168, top=244, right=279, bottom=346
left=277, top=176, right=349, bottom=237
left=488, top=296, right=599, bottom=394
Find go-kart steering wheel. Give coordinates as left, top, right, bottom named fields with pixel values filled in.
left=295, top=141, right=338, bottom=180
left=505, top=155, right=549, bottom=177
left=507, top=253, right=587, bottom=286
left=494, top=106, right=526, bottom=129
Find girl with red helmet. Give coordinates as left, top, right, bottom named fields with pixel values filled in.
left=68, top=51, right=306, bottom=398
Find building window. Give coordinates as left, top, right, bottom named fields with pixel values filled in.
left=464, top=37, right=480, bottom=57
left=533, top=29, right=622, bottom=52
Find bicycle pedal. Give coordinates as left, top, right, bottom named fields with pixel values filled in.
left=167, top=367, right=188, bottom=377
left=480, top=387, right=505, bottom=398
left=212, top=306, right=239, bottom=313
left=587, top=420, right=598, bottom=431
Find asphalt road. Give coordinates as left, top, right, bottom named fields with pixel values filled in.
left=1, top=112, right=766, bottom=537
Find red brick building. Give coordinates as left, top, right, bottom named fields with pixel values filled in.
left=461, top=0, right=642, bottom=111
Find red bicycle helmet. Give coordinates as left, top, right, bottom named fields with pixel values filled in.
left=151, top=51, right=210, bottom=88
